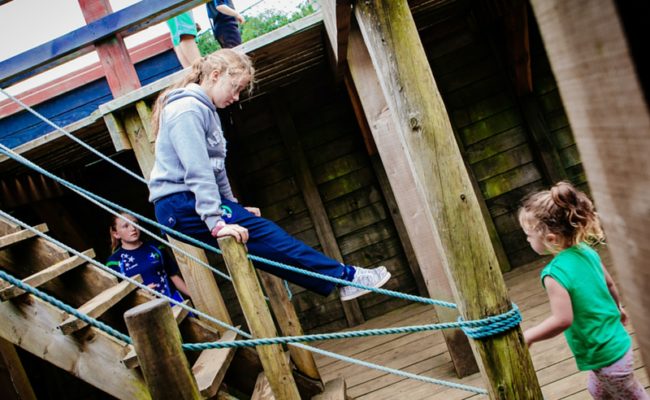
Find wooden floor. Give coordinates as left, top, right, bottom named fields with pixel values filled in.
left=312, top=251, right=649, bottom=399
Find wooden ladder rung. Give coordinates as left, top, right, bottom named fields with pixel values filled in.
left=0, top=224, right=48, bottom=250
left=0, top=249, right=95, bottom=301
left=311, top=378, right=346, bottom=400
left=122, top=299, right=191, bottom=369
left=58, top=274, right=142, bottom=335
left=192, top=329, right=238, bottom=398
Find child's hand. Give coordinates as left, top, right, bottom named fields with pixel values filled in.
left=236, top=13, right=245, bottom=24
left=523, top=329, right=533, bottom=348
left=244, top=207, right=261, bottom=217
left=212, top=223, right=249, bottom=243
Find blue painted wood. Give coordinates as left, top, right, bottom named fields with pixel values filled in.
left=0, top=50, right=182, bottom=148
left=0, top=0, right=207, bottom=88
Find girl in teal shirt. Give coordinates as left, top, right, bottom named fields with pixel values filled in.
left=519, top=182, right=647, bottom=399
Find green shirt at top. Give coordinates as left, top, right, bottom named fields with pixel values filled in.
left=541, top=243, right=630, bottom=371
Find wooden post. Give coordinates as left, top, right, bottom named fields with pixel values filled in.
left=529, top=0, right=650, bottom=375
left=345, top=28, right=479, bottom=377
left=257, top=270, right=321, bottom=380
left=218, top=237, right=301, bottom=400
left=168, top=236, right=233, bottom=332
left=272, top=100, right=365, bottom=327
left=354, top=2, right=543, bottom=397
left=0, top=338, right=37, bottom=400
left=124, top=298, right=201, bottom=400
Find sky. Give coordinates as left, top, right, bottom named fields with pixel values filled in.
left=0, top=0, right=303, bottom=96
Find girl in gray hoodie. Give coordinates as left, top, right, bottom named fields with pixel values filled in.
left=149, top=49, right=390, bottom=300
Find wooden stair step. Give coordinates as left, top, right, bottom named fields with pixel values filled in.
left=0, top=249, right=95, bottom=301
left=192, top=329, right=239, bottom=398
left=311, top=378, right=346, bottom=400
left=122, top=299, right=191, bottom=369
left=58, top=274, right=142, bottom=335
left=0, top=224, right=48, bottom=250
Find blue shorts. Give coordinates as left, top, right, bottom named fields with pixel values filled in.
left=167, top=12, right=198, bottom=46
left=213, top=22, right=242, bottom=48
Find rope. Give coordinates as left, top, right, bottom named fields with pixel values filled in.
left=0, top=144, right=456, bottom=310
left=0, top=88, right=147, bottom=185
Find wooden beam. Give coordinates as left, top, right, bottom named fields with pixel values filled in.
left=321, top=0, right=352, bottom=76
left=345, top=27, right=479, bottom=377
left=192, top=329, right=238, bottom=398
left=0, top=338, right=36, bottom=400
left=0, top=0, right=208, bottom=88
left=272, top=99, right=365, bottom=327
left=218, top=237, right=300, bottom=400
left=59, top=274, right=142, bottom=335
left=124, top=298, right=201, bottom=400
left=251, top=373, right=275, bottom=400
left=0, top=250, right=94, bottom=301
left=0, top=224, right=48, bottom=250
left=529, top=0, right=650, bottom=377
left=354, top=2, right=542, bottom=397
left=257, top=271, right=321, bottom=380
left=0, top=295, right=150, bottom=399
left=311, top=378, right=346, bottom=400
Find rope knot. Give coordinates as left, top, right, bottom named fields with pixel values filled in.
left=458, top=303, right=521, bottom=339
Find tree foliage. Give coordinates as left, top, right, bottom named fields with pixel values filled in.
left=197, top=1, right=317, bottom=56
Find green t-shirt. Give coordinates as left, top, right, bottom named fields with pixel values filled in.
left=541, top=243, right=630, bottom=370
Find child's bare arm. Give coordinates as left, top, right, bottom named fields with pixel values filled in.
left=523, top=277, right=573, bottom=347
left=602, top=263, right=628, bottom=325
left=170, top=274, right=192, bottom=299
left=216, top=5, right=244, bottom=24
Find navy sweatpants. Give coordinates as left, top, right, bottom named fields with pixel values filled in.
left=154, top=192, right=345, bottom=295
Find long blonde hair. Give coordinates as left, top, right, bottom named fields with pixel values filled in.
left=151, top=49, right=255, bottom=138
left=519, top=181, right=604, bottom=251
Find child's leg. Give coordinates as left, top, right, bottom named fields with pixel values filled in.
left=587, top=349, right=649, bottom=400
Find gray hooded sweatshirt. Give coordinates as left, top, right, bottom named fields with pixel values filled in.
left=148, top=83, right=236, bottom=231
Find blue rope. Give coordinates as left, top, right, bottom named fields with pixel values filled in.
left=0, top=144, right=456, bottom=310
left=0, top=269, right=132, bottom=344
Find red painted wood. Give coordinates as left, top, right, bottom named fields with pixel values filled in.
left=78, top=0, right=141, bottom=97
left=0, top=35, right=173, bottom=118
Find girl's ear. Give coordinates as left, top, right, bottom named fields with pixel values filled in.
left=546, top=233, right=560, bottom=247
left=209, top=69, right=221, bottom=82
left=111, top=229, right=121, bottom=240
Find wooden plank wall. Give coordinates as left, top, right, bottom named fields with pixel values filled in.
left=228, top=65, right=418, bottom=333
left=419, top=13, right=584, bottom=268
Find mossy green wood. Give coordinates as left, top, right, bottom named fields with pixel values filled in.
left=354, top=1, right=543, bottom=398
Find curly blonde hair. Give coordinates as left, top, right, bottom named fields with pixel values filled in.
left=519, top=181, right=604, bottom=251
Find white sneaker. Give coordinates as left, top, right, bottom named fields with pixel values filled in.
left=339, top=266, right=391, bottom=301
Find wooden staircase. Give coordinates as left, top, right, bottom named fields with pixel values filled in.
left=0, top=217, right=337, bottom=399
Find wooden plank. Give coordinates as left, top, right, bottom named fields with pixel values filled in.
left=322, top=0, right=352, bottom=74
left=272, top=99, right=365, bottom=327
left=103, top=111, right=132, bottom=151
left=0, top=295, right=150, bottom=399
left=124, top=298, right=201, bottom=400
left=0, top=223, right=48, bottom=250
left=354, top=2, right=542, bottom=396
left=530, top=0, right=650, bottom=377
left=0, top=249, right=94, bottom=301
left=192, top=329, right=238, bottom=398
left=251, top=373, right=275, bottom=400
left=0, top=337, right=36, bottom=400
left=58, top=274, right=142, bottom=335
left=218, top=237, right=300, bottom=400
left=0, top=0, right=208, bottom=87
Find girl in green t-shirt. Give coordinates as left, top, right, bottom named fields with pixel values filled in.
left=518, top=182, right=648, bottom=399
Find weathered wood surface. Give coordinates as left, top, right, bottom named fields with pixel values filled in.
left=313, top=250, right=649, bottom=399
left=0, top=295, right=150, bottom=399
left=251, top=373, right=275, bottom=400
left=124, top=298, right=200, bottom=400
left=0, top=337, right=37, bottom=400
left=311, top=377, right=346, bottom=400
left=0, top=250, right=94, bottom=301
left=0, top=224, right=48, bottom=250
left=257, top=270, right=321, bottom=381
left=321, top=0, right=352, bottom=74
left=218, top=237, right=300, bottom=400
left=192, top=329, right=238, bottom=398
left=59, top=274, right=142, bottom=334
left=354, top=2, right=542, bottom=397
left=272, top=99, right=364, bottom=327
left=345, top=27, right=478, bottom=378
left=529, top=0, right=650, bottom=377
